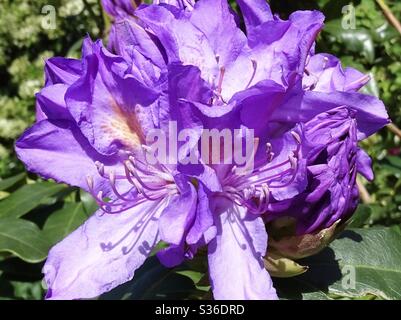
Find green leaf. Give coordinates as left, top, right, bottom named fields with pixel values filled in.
left=80, top=190, right=98, bottom=215
left=324, top=20, right=375, bottom=63
left=0, top=173, right=25, bottom=192
left=275, top=227, right=401, bottom=300
left=0, top=182, right=66, bottom=219
left=348, top=204, right=372, bottom=228
left=385, top=156, right=401, bottom=169
left=0, top=218, right=50, bottom=263
left=43, top=202, right=89, bottom=245
left=100, top=256, right=197, bottom=300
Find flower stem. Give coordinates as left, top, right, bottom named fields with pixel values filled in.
left=376, top=0, right=401, bottom=35
left=387, top=123, right=401, bottom=140
left=357, top=177, right=372, bottom=204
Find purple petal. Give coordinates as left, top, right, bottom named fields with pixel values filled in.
left=65, top=40, right=159, bottom=156
left=272, top=90, right=390, bottom=139
left=44, top=57, right=82, bottom=86
left=101, top=0, right=137, bottom=19
left=236, top=0, right=273, bottom=35
left=208, top=201, right=277, bottom=300
left=303, top=53, right=369, bottom=92
left=356, top=149, right=374, bottom=181
left=44, top=200, right=165, bottom=300
left=35, top=84, right=72, bottom=121
left=190, top=0, right=247, bottom=67
left=158, top=175, right=197, bottom=245
left=157, top=243, right=185, bottom=268
left=186, top=182, right=216, bottom=245
left=136, top=5, right=217, bottom=80
left=249, top=11, right=324, bottom=86
left=15, top=119, right=118, bottom=193
left=110, top=19, right=166, bottom=69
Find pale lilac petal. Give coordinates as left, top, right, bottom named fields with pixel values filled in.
left=190, top=0, right=247, bottom=67
left=272, top=90, right=390, bottom=139
left=236, top=0, right=273, bottom=35
left=15, top=119, right=118, bottom=193
left=65, top=40, right=159, bottom=155
left=35, top=84, right=72, bottom=121
left=186, top=182, right=216, bottom=245
left=44, top=57, right=82, bottom=86
left=44, top=200, right=166, bottom=300
left=158, top=175, right=197, bottom=245
left=249, top=11, right=324, bottom=86
left=208, top=201, right=277, bottom=300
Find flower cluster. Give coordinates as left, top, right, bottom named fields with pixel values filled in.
left=16, top=0, right=389, bottom=300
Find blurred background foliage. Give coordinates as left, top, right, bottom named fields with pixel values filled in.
left=0, top=0, right=401, bottom=300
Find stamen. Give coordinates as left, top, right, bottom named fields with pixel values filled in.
left=291, top=131, right=301, bottom=145
left=109, top=171, right=136, bottom=202
left=126, top=161, right=165, bottom=192
left=86, top=176, right=94, bottom=191
left=245, top=59, right=258, bottom=89
left=217, top=66, right=226, bottom=95
left=344, top=74, right=370, bottom=92
left=95, top=161, right=105, bottom=177
left=221, top=132, right=302, bottom=214
left=322, top=56, right=329, bottom=69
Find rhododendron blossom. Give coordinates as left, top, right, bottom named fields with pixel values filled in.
left=15, top=0, right=389, bottom=300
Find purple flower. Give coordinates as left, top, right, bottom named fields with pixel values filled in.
left=266, top=107, right=372, bottom=235
left=16, top=38, right=205, bottom=299
left=15, top=0, right=390, bottom=301
left=101, top=0, right=139, bottom=18
left=131, top=0, right=389, bottom=299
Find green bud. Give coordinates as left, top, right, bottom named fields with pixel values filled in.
left=267, top=217, right=345, bottom=260
left=264, top=252, right=308, bottom=278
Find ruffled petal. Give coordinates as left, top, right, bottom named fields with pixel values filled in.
left=15, top=119, right=118, bottom=193
left=44, top=57, right=82, bottom=86
left=65, top=40, right=159, bottom=156
left=44, top=199, right=166, bottom=300
left=186, top=182, right=216, bottom=245
left=189, top=0, right=247, bottom=66
left=249, top=11, right=324, bottom=87
left=356, top=149, right=374, bottom=181
left=272, top=90, right=390, bottom=139
left=136, top=5, right=217, bottom=82
left=35, top=84, right=72, bottom=121
left=236, top=0, right=273, bottom=35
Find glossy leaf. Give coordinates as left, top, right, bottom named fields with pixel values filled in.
left=275, top=227, right=401, bottom=300
left=43, top=202, right=89, bottom=245
left=0, top=218, right=50, bottom=263
left=0, top=173, right=26, bottom=192
left=0, top=182, right=66, bottom=219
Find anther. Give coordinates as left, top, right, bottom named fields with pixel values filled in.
left=322, top=56, right=329, bottom=69
left=289, top=154, right=298, bottom=170
left=86, top=176, right=94, bottom=191
left=291, top=131, right=301, bottom=144
left=109, top=171, right=116, bottom=186
left=217, top=66, right=226, bottom=94
left=245, top=59, right=258, bottom=89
